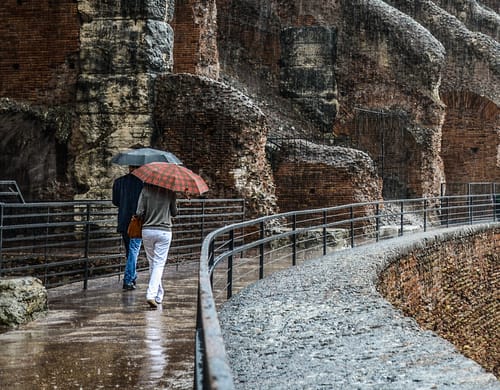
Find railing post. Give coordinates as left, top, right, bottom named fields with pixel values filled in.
left=227, top=229, right=234, bottom=299
left=400, top=201, right=404, bottom=236
left=259, top=221, right=265, bottom=279
left=423, top=199, right=427, bottom=232
left=494, top=188, right=499, bottom=222
left=445, top=197, right=449, bottom=227
left=83, top=204, right=91, bottom=290
left=468, top=193, right=473, bottom=225
left=350, top=207, right=354, bottom=248
left=375, top=203, right=380, bottom=242
left=322, top=210, right=327, bottom=256
left=0, top=203, right=3, bottom=278
left=292, top=214, right=297, bottom=266
left=209, top=240, right=215, bottom=287
left=201, top=200, right=206, bottom=240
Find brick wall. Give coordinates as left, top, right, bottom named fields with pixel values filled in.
left=272, top=142, right=382, bottom=213
left=441, top=92, right=500, bottom=184
left=0, top=0, right=80, bottom=105
left=172, top=0, right=219, bottom=78
left=378, top=227, right=500, bottom=377
left=153, top=73, right=278, bottom=218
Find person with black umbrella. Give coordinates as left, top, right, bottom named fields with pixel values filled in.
left=112, top=165, right=144, bottom=290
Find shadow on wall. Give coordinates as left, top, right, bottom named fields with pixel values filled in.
left=0, top=106, right=73, bottom=201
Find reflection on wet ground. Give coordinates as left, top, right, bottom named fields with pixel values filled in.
left=0, top=261, right=198, bottom=389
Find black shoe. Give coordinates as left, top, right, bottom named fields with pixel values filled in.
left=147, top=299, right=158, bottom=309
left=123, top=283, right=136, bottom=291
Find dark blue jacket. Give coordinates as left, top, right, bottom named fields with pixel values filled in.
left=112, top=174, right=144, bottom=233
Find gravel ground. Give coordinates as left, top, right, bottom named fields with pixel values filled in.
left=219, top=225, right=500, bottom=389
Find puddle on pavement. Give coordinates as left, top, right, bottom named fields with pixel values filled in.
left=0, top=266, right=197, bottom=389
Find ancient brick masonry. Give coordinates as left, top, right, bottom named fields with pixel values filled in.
left=171, top=0, right=219, bottom=78
left=378, top=226, right=500, bottom=377
left=272, top=140, right=382, bottom=211
left=0, top=0, right=80, bottom=105
left=153, top=73, right=278, bottom=218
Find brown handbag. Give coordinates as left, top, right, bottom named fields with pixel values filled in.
left=127, top=215, right=143, bottom=238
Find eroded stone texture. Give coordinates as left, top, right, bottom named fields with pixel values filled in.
left=0, top=277, right=47, bottom=328
left=72, top=0, right=174, bottom=199
left=433, top=0, right=500, bottom=41
left=271, top=139, right=382, bottom=211
left=280, top=26, right=338, bottom=133
left=386, top=0, right=500, bottom=187
left=216, top=0, right=448, bottom=203
left=0, top=0, right=498, bottom=216
left=153, top=73, right=278, bottom=218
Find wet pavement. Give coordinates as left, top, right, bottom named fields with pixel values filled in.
left=0, top=261, right=199, bottom=389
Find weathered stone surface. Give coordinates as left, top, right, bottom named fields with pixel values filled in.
left=72, top=2, right=174, bottom=200
left=0, top=278, right=47, bottom=328
left=0, top=0, right=498, bottom=216
left=78, top=0, right=172, bottom=21
left=154, top=73, right=278, bottom=218
left=280, top=26, right=338, bottom=132
left=77, top=74, right=156, bottom=114
left=80, top=19, right=173, bottom=74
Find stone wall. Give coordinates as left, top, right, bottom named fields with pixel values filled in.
left=387, top=0, right=500, bottom=188
left=153, top=73, right=278, bottom=218
left=271, top=140, right=382, bottom=211
left=0, top=0, right=498, bottom=213
left=216, top=0, right=448, bottom=203
left=279, top=26, right=338, bottom=133
left=0, top=0, right=80, bottom=105
left=441, top=92, right=500, bottom=184
left=72, top=0, right=174, bottom=199
left=378, top=226, right=500, bottom=377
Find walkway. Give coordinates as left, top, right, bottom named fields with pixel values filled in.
left=218, top=226, right=500, bottom=389
left=0, top=261, right=199, bottom=389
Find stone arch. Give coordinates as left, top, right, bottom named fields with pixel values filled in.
left=441, top=91, right=500, bottom=184
left=0, top=104, right=73, bottom=201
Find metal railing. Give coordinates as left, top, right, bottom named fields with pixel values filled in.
left=0, top=198, right=245, bottom=289
left=195, top=194, right=500, bottom=389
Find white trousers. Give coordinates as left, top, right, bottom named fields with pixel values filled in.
left=142, top=229, right=172, bottom=303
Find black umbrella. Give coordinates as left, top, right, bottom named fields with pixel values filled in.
left=111, top=148, right=182, bottom=166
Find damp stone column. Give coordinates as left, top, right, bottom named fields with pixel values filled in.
left=74, top=0, right=174, bottom=199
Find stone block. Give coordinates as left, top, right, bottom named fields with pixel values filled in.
left=80, top=20, right=173, bottom=74
left=378, top=224, right=422, bottom=239
left=77, top=74, right=156, bottom=114
left=0, top=277, right=47, bottom=328
left=270, top=227, right=349, bottom=250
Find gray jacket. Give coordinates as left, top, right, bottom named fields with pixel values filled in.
left=136, top=185, right=178, bottom=232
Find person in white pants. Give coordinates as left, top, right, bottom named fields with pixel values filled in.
left=141, top=229, right=172, bottom=305
left=136, top=184, right=178, bottom=309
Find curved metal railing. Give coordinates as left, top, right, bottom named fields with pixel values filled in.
left=0, top=198, right=245, bottom=288
left=195, top=194, right=500, bottom=389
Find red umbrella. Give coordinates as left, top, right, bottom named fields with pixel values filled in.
left=131, top=162, right=209, bottom=195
